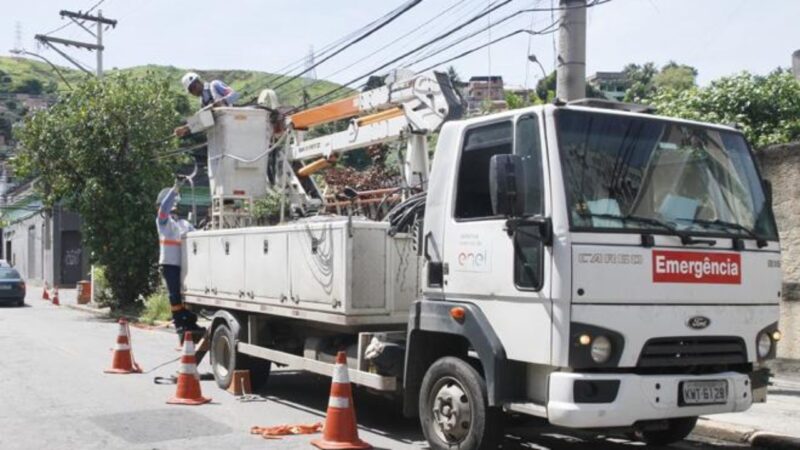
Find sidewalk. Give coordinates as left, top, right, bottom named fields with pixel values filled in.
left=696, top=359, right=800, bottom=448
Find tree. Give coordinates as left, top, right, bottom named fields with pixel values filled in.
left=622, top=62, right=658, bottom=102
left=14, top=78, right=44, bottom=95
left=14, top=73, right=185, bottom=309
left=648, top=69, right=800, bottom=148
left=653, top=61, right=697, bottom=92
left=622, top=61, right=698, bottom=102
left=505, top=91, right=524, bottom=110
left=534, top=70, right=605, bottom=102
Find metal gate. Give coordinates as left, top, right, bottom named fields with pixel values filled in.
left=60, top=231, right=82, bottom=285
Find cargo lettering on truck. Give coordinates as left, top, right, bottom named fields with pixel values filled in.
left=652, top=250, right=741, bottom=284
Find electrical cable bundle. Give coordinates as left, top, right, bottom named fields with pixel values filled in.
left=385, top=191, right=426, bottom=236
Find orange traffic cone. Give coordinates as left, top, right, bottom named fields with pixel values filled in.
left=105, top=318, right=143, bottom=374
left=312, top=351, right=372, bottom=450
left=42, top=282, right=50, bottom=301
left=51, top=287, right=60, bottom=306
left=167, top=331, right=211, bottom=405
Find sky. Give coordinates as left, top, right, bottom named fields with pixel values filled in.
left=1, top=0, right=798, bottom=91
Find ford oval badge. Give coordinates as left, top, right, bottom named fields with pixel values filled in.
left=687, top=316, right=711, bottom=330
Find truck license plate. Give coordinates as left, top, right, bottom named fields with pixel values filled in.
left=0, top=285, right=11, bottom=290
left=681, top=380, right=728, bottom=405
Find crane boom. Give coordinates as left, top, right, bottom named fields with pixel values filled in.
left=288, top=71, right=463, bottom=168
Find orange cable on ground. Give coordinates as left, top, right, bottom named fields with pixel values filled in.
left=250, top=423, right=323, bottom=440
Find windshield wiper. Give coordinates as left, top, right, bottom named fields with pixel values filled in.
left=580, top=213, right=717, bottom=246
left=688, top=218, right=768, bottom=248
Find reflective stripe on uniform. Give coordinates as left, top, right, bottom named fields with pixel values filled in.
left=328, top=396, right=349, bottom=409
left=160, top=239, right=181, bottom=247
left=171, top=303, right=186, bottom=312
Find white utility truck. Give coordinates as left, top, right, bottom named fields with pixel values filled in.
left=181, top=71, right=782, bottom=449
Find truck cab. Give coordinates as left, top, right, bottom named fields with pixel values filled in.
left=408, top=100, right=781, bottom=447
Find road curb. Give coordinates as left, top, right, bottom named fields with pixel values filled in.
left=65, top=303, right=111, bottom=316
left=694, top=418, right=800, bottom=449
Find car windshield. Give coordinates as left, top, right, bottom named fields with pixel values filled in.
left=556, top=109, right=778, bottom=240
left=0, top=268, right=20, bottom=279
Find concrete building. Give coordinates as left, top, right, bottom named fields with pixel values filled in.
left=586, top=71, right=630, bottom=101
left=466, top=76, right=506, bottom=112
left=0, top=182, right=88, bottom=286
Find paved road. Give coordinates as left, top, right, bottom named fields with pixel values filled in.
left=0, top=293, right=751, bottom=450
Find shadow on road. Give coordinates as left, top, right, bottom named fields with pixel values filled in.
left=262, top=369, right=424, bottom=448
left=257, top=370, right=747, bottom=450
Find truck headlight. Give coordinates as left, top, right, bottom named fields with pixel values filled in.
left=757, top=332, right=772, bottom=359
left=591, top=335, right=612, bottom=363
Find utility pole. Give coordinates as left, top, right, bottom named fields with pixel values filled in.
left=34, top=9, right=117, bottom=77
left=96, top=10, right=103, bottom=77
left=556, top=0, right=586, bottom=101
left=793, top=50, right=800, bottom=81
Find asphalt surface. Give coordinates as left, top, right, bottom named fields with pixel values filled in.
left=0, top=293, right=755, bottom=450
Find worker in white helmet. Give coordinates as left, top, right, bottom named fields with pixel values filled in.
left=156, top=180, right=204, bottom=341
left=174, top=72, right=240, bottom=137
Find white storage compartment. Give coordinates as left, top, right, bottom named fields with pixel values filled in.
left=182, top=218, right=420, bottom=326
left=206, top=107, right=270, bottom=198
left=244, top=229, right=289, bottom=302
left=288, top=223, right=347, bottom=307
left=182, top=234, right=209, bottom=295
left=209, top=232, right=245, bottom=297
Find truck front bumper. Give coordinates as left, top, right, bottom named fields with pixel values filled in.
left=547, top=371, right=752, bottom=428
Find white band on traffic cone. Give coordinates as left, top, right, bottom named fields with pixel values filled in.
left=329, top=396, right=350, bottom=409
left=332, top=364, right=349, bottom=383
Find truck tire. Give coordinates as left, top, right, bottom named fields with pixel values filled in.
left=210, top=323, right=271, bottom=391
left=635, top=417, right=698, bottom=446
left=419, top=356, right=502, bottom=450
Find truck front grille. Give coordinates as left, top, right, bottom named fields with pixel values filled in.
left=637, top=336, right=747, bottom=367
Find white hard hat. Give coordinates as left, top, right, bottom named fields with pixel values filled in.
left=181, top=72, right=200, bottom=92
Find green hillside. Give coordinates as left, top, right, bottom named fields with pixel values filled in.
left=0, top=55, right=343, bottom=107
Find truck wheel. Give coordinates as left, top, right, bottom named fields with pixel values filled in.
left=419, top=356, right=502, bottom=450
left=635, top=417, right=698, bottom=446
left=210, top=323, right=271, bottom=391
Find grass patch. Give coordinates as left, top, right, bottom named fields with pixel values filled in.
left=140, top=288, right=172, bottom=325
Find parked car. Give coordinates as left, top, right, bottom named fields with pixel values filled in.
left=0, top=268, right=25, bottom=307
left=0, top=259, right=10, bottom=268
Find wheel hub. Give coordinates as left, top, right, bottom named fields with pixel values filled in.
left=431, top=379, right=471, bottom=443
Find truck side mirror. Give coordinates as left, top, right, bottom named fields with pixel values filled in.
left=489, top=154, right=526, bottom=217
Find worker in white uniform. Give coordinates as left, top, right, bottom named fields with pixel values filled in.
left=156, top=181, right=204, bottom=340
left=174, top=72, right=240, bottom=137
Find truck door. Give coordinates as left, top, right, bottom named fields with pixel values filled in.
left=441, top=114, right=553, bottom=364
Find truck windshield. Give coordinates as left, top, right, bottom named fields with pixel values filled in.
left=556, top=109, right=777, bottom=240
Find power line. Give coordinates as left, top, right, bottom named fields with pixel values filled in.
left=416, top=26, right=558, bottom=74
left=388, top=0, right=491, bottom=68
left=271, top=0, right=423, bottom=91
left=401, top=4, right=550, bottom=69
left=290, top=0, right=516, bottom=112
left=280, top=0, right=470, bottom=101
left=262, top=13, right=389, bottom=86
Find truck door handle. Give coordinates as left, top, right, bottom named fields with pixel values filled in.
left=423, top=231, right=433, bottom=262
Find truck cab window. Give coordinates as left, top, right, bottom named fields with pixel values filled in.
left=455, top=121, right=513, bottom=219
left=514, top=114, right=544, bottom=289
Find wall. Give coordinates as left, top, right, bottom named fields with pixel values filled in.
left=757, top=142, right=800, bottom=359
left=3, top=211, right=49, bottom=283
left=2, top=205, right=88, bottom=287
